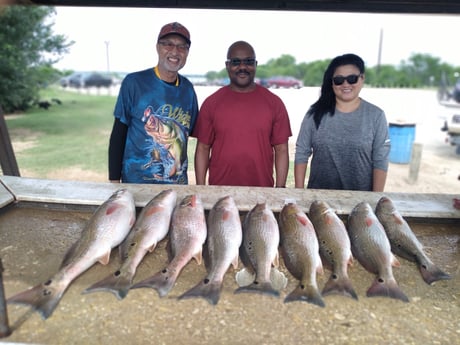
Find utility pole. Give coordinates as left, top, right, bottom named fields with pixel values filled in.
left=104, top=40, right=110, bottom=74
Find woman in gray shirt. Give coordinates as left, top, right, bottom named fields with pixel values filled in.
left=294, top=53, right=390, bottom=191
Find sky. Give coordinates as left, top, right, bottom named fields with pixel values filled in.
left=50, top=7, right=459, bottom=75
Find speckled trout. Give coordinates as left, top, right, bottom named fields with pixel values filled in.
left=7, top=189, right=136, bottom=319
left=131, top=194, right=207, bottom=297
left=83, top=189, right=177, bottom=299
left=235, top=202, right=286, bottom=297
left=347, top=202, right=409, bottom=302
left=309, top=200, right=358, bottom=300
left=179, top=196, right=242, bottom=305
left=375, top=196, right=451, bottom=285
left=279, top=203, right=325, bottom=307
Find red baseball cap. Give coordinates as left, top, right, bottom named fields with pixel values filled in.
left=158, top=22, right=191, bottom=45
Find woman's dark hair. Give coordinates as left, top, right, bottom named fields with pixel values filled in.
left=308, top=53, right=365, bottom=129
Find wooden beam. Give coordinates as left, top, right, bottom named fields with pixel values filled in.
left=0, top=107, right=20, bottom=177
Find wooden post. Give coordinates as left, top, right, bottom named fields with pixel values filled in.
left=408, top=142, right=423, bottom=184
left=0, top=106, right=20, bottom=177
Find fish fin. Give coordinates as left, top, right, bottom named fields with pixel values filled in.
left=82, top=270, right=132, bottom=300
left=234, top=281, right=280, bottom=297
left=316, top=262, right=324, bottom=275
left=98, top=250, right=112, bottom=265
left=235, top=268, right=255, bottom=287
left=391, top=254, right=401, bottom=268
left=231, top=254, right=239, bottom=270
left=7, top=280, right=67, bottom=320
left=178, top=279, right=222, bottom=305
left=272, top=251, right=280, bottom=268
left=147, top=243, right=157, bottom=253
left=192, top=249, right=203, bottom=265
left=418, top=261, right=451, bottom=285
left=392, top=212, right=405, bottom=225
left=270, top=268, right=288, bottom=290
left=322, top=273, right=358, bottom=300
left=324, top=213, right=334, bottom=226
left=131, top=269, right=176, bottom=298
left=366, top=277, right=409, bottom=302
left=284, top=284, right=325, bottom=307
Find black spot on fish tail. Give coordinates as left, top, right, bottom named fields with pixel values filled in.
left=418, top=262, right=451, bottom=285
left=82, top=271, right=132, bottom=300
left=7, top=282, right=66, bottom=320
left=178, top=279, right=222, bottom=305
left=366, top=277, right=409, bottom=302
left=130, top=270, right=176, bottom=298
left=284, top=284, right=325, bottom=307
left=322, top=273, right=358, bottom=300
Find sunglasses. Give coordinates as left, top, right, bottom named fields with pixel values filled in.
left=226, top=58, right=257, bottom=67
left=158, top=40, right=190, bottom=53
left=332, top=74, right=362, bottom=86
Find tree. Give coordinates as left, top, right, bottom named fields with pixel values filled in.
left=0, top=6, right=72, bottom=113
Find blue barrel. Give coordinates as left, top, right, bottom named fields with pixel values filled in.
left=388, top=123, right=416, bottom=164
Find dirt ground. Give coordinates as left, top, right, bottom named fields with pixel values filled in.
left=0, top=207, right=458, bottom=345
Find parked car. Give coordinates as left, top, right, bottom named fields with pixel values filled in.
left=68, top=72, right=113, bottom=88
left=265, top=76, right=303, bottom=89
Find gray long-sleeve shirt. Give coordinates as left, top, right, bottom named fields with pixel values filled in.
left=295, top=99, right=390, bottom=191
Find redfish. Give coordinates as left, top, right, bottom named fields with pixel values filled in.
left=8, top=189, right=136, bottom=319
left=347, top=202, right=409, bottom=302
left=279, top=203, right=324, bottom=307
left=179, top=196, right=242, bottom=305
left=131, top=194, right=207, bottom=297
left=309, top=200, right=357, bottom=300
left=83, top=189, right=177, bottom=299
left=375, top=196, right=451, bottom=285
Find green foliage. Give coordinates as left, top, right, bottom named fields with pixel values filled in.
left=0, top=6, right=73, bottom=113
left=206, top=52, right=459, bottom=88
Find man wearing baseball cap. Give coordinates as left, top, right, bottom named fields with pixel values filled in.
left=109, top=22, right=199, bottom=185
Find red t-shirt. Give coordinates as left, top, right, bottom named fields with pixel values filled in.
left=192, top=85, right=292, bottom=187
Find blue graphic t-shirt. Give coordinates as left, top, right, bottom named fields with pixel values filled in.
left=114, top=68, right=198, bottom=184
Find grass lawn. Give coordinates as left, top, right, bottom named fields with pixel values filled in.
left=3, top=86, right=295, bottom=186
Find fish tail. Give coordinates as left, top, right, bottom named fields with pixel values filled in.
left=82, top=271, right=133, bottom=300
left=7, top=282, right=66, bottom=320
left=322, top=274, right=358, bottom=300
left=131, top=270, right=176, bottom=298
left=418, top=261, right=451, bottom=285
left=234, top=281, right=280, bottom=297
left=367, top=277, right=409, bottom=302
left=284, top=284, right=325, bottom=307
left=178, top=280, right=222, bottom=305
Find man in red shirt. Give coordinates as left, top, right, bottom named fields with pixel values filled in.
left=192, top=41, right=292, bottom=187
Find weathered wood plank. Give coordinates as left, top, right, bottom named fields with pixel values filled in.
left=1, top=176, right=459, bottom=220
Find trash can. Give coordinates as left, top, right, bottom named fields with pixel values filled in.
left=388, top=123, right=416, bottom=164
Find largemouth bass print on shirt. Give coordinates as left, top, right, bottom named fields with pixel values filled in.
left=141, top=105, right=188, bottom=183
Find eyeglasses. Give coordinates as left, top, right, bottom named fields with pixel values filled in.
left=332, top=74, right=362, bottom=86
left=158, top=41, right=190, bottom=52
left=226, top=58, right=257, bottom=67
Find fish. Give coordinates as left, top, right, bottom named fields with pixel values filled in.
left=7, top=189, right=136, bottom=319
left=347, top=201, right=409, bottom=302
left=235, top=202, right=286, bottom=297
left=309, top=200, right=358, bottom=300
left=83, top=189, right=177, bottom=299
left=178, top=196, right=242, bottom=305
left=279, top=203, right=325, bottom=307
left=131, top=194, right=207, bottom=297
left=375, top=196, right=451, bottom=284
